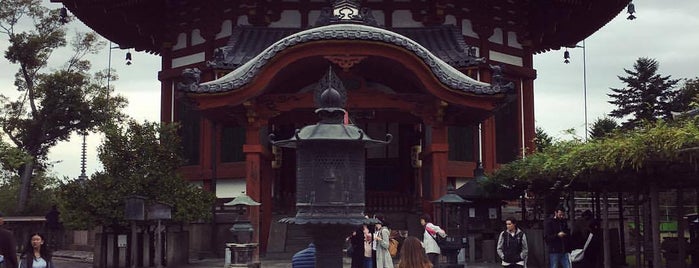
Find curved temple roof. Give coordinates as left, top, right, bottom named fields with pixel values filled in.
left=180, top=24, right=512, bottom=95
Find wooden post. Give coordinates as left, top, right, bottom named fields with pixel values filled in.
left=155, top=220, right=162, bottom=268
left=618, top=192, right=627, bottom=265
left=677, top=188, right=686, bottom=268
left=603, top=190, right=611, bottom=268
left=634, top=190, right=642, bottom=267
left=131, top=221, right=137, bottom=268
left=650, top=182, right=661, bottom=268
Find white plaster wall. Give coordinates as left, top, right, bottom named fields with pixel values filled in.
left=489, top=28, right=504, bottom=44
left=191, top=29, right=205, bottom=46
left=171, top=52, right=205, bottom=68
left=237, top=15, right=251, bottom=26
left=269, top=10, right=302, bottom=28
left=461, top=19, right=478, bottom=38
left=489, top=51, right=523, bottom=67
left=507, top=31, right=523, bottom=49
left=392, top=10, right=422, bottom=27
left=216, top=179, right=247, bottom=198
left=216, top=20, right=233, bottom=40
left=172, top=33, right=187, bottom=50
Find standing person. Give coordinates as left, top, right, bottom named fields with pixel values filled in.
left=364, top=228, right=374, bottom=268
left=497, top=218, right=528, bottom=268
left=420, top=214, right=446, bottom=266
left=395, top=236, right=432, bottom=268
left=0, top=212, right=18, bottom=268
left=291, top=243, right=315, bottom=268
left=19, top=233, right=55, bottom=268
left=374, top=214, right=394, bottom=268
left=350, top=226, right=367, bottom=268
left=545, top=207, right=571, bottom=268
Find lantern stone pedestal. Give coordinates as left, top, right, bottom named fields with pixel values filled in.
left=226, top=243, right=260, bottom=268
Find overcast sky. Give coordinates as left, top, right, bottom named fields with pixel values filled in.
left=1, top=0, right=698, bottom=179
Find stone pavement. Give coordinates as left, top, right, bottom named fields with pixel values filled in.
left=54, top=250, right=503, bottom=267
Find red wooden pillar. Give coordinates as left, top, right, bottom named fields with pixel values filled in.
left=160, top=43, right=173, bottom=123
left=428, top=124, right=448, bottom=201
left=482, top=116, right=497, bottom=171
left=521, top=78, right=535, bottom=154
left=243, top=118, right=272, bottom=254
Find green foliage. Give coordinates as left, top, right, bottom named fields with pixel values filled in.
left=0, top=0, right=127, bottom=212
left=534, top=126, right=553, bottom=152
left=0, top=172, right=59, bottom=215
left=671, top=78, right=699, bottom=112
left=57, top=121, right=215, bottom=229
left=608, top=57, right=680, bottom=129
left=492, top=119, right=699, bottom=191
left=589, top=117, right=619, bottom=140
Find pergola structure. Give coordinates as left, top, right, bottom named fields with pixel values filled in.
left=492, top=120, right=699, bottom=268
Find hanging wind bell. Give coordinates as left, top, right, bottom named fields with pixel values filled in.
left=60, top=7, right=69, bottom=24
left=126, top=50, right=132, bottom=65
left=627, top=2, right=636, bottom=20
left=563, top=49, right=570, bottom=64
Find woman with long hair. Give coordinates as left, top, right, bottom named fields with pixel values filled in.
left=396, top=236, right=432, bottom=268
left=19, top=233, right=55, bottom=268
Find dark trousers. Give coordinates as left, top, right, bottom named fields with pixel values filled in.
left=504, top=265, right=524, bottom=268
left=428, top=253, right=439, bottom=266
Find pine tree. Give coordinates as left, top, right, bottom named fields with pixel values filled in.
left=607, top=57, right=679, bottom=129
left=534, top=126, right=553, bottom=152
left=588, top=117, right=618, bottom=140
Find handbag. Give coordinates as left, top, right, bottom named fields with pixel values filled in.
left=570, top=233, right=593, bottom=263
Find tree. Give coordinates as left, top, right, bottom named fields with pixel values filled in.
left=57, top=121, right=214, bottom=229
left=608, top=57, right=680, bottom=129
left=534, top=126, right=553, bottom=152
left=588, top=117, right=619, bottom=140
left=0, top=0, right=126, bottom=212
left=670, top=78, right=699, bottom=112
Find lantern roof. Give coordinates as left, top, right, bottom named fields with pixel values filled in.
left=224, top=194, right=261, bottom=207
left=270, top=68, right=393, bottom=149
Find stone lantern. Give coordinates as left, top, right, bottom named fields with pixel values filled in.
left=433, top=185, right=470, bottom=268
left=224, top=194, right=261, bottom=267
left=271, top=68, right=391, bottom=267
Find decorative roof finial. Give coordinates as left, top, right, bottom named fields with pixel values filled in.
left=314, top=0, right=378, bottom=26
left=314, top=67, right=347, bottom=123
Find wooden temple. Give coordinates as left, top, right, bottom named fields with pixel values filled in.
left=55, top=0, right=630, bottom=257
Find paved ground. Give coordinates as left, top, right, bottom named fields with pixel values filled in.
left=54, top=250, right=504, bottom=267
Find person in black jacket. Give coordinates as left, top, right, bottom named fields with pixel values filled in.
left=497, top=218, right=528, bottom=268
left=0, top=212, right=18, bottom=268
left=544, top=207, right=571, bottom=268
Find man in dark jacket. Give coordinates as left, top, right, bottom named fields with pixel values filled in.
left=544, top=207, right=571, bottom=268
left=0, top=212, right=18, bottom=268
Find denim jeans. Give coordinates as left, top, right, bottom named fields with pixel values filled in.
left=364, top=257, right=373, bottom=268
left=549, top=253, right=571, bottom=268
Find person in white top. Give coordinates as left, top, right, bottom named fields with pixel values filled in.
left=420, top=214, right=446, bottom=266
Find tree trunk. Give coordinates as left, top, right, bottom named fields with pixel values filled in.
left=17, top=158, right=35, bottom=212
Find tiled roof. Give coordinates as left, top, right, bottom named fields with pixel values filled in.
left=208, top=25, right=482, bottom=69
left=181, top=24, right=511, bottom=95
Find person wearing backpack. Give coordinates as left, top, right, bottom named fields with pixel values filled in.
left=373, top=214, right=394, bottom=268
left=497, top=218, right=528, bottom=268
left=420, top=214, right=446, bottom=266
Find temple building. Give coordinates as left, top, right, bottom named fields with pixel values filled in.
left=56, top=0, right=630, bottom=257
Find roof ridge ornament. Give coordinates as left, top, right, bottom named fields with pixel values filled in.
left=315, top=0, right=379, bottom=27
